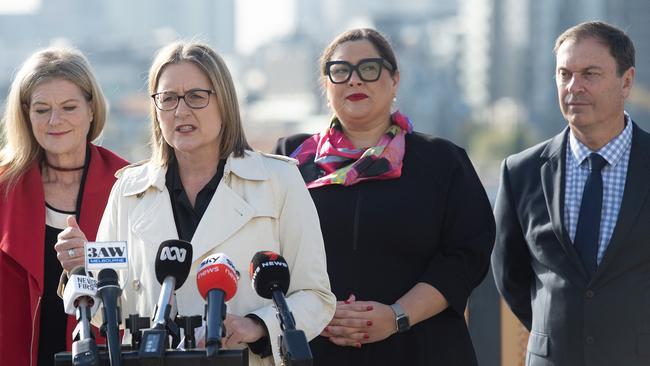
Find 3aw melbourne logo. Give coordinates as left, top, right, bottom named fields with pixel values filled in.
left=161, top=246, right=187, bottom=262
left=85, top=241, right=128, bottom=270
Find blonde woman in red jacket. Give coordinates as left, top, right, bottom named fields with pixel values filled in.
left=0, top=47, right=128, bottom=366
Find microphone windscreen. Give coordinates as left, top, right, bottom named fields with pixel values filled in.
left=155, top=239, right=193, bottom=289
left=97, top=268, right=119, bottom=288
left=249, top=251, right=290, bottom=299
left=63, top=267, right=99, bottom=315
left=196, top=253, right=238, bottom=301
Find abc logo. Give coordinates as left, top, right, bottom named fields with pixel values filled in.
left=160, top=246, right=187, bottom=262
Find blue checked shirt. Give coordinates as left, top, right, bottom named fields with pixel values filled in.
left=564, top=113, right=632, bottom=264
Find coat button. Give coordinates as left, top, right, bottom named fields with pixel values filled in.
left=585, top=290, right=594, bottom=298
left=586, top=336, right=594, bottom=344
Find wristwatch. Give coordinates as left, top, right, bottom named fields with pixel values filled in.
left=390, top=303, right=410, bottom=333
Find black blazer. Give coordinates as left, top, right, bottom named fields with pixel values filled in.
left=275, top=132, right=495, bottom=366
left=492, top=123, right=650, bottom=366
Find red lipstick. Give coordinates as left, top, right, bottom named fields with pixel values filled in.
left=346, top=93, right=368, bottom=101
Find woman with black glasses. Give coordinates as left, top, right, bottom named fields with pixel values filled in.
left=63, top=41, right=335, bottom=366
left=274, top=28, right=495, bottom=365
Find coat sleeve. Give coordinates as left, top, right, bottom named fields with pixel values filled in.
left=491, top=158, right=533, bottom=329
left=418, top=147, right=496, bottom=316
left=249, top=161, right=336, bottom=364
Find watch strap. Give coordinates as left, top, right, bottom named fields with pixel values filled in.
left=390, top=303, right=410, bottom=333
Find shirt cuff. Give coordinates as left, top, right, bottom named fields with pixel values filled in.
left=245, top=314, right=272, bottom=358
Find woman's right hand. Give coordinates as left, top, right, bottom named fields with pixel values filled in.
left=54, top=215, right=87, bottom=272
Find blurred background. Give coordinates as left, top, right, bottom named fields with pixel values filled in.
left=2, top=0, right=649, bottom=364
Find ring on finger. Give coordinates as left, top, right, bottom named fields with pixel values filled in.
left=68, top=248, right=75, bottom=257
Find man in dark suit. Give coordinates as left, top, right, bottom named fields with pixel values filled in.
left=492, top=21, right=650, bottom=366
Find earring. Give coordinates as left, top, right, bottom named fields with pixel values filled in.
left=392, top=96, right=397, bottom=103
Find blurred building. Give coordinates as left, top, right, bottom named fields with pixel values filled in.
left=482, top=0, right=650, bottom=140
left=0, top=0, right=235, bottom=161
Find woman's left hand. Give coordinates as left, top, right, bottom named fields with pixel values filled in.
left=54, top=215, right=87, bottom=272
left=222, top=313, right=266, bottom=349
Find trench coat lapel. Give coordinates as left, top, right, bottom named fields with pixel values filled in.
left=190, top=152, right=269, bottom=262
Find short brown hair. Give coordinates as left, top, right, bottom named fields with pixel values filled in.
left=320, top=28, right=398, bottom=85
left=147, top=41, right=250, bottom=165
left=554, top=21, right=635, bottom=76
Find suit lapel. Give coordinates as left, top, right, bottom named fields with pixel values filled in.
left=540, top=129, right=589, bottom=278
left=594, top=123, right=650, bottom=281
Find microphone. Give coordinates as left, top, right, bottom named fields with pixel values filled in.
left=250, top=251, right=312, bottom=366
left=97, top=268, right=122, bottom=366
left=63, top=267, right=99, bottom=366
left=151, top=239, right=193, bottom=329
left=139, top=240, right=192, bottom=360
left=196, top=253, right=239, bottom=358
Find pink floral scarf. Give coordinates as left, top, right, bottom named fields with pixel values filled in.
left=291, top=110, right=413, bottom=188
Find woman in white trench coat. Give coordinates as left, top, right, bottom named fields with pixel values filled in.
left=63, top=41, right=335, bottom=366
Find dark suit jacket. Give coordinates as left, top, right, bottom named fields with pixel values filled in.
left=491, top=123, right=650, bottom=366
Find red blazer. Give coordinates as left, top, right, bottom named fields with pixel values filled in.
left=0, top=145, right=128, bottom=366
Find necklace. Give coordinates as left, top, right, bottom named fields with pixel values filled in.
left=44, top=160, right=85, bottom=172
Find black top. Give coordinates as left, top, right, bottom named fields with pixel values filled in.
left=39, top=208, right=75, bottom=366
left=274, top=132, right=495, bottom=366
left=38, top=149, right=90, bottom=365
left=165, top=158, right=226, bottom=242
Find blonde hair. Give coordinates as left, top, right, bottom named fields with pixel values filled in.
left=147, top=41, right=250, bottom=165
left=0, top=47, right=108, bottom=193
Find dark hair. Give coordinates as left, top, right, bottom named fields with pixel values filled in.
left=554, top=21, right=635, bottom=76
left=320, top=28, right=398, bottom=78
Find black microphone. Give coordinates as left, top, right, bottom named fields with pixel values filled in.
left=152, top=239, right=192, bottom=328
left=250, top=251, right=312, bottom=366
left=63, top=267, right=99, bottom=366
left=139, top=240, right=192, bottom=360
left=97, top=268, right=122, bottom=366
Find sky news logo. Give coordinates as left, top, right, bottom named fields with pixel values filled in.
left=85, top=241, right=128, bottom=270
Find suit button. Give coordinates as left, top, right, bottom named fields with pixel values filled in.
left=585, top=290, right=594, bottom=298
left=586, top=336, right=594, bottom=344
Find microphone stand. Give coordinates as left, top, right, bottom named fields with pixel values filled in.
left=99, top=297, right=122, bottom=366
left=271, top=291, right=312, bottom=366
left=71, top=298, right=99, bottom=366
left=139, top=291, right=181, bottom=364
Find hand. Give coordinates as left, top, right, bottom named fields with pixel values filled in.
left=320, top=294, right=396, bottom=348
left=222, top=313, right=266, bottom=349
left=54, top=216, right=87, bottom=272
left=321, top=294, right=370, bottom=348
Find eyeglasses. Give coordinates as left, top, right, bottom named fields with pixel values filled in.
left=151, top=89, right=215, bottom=111
left=325, top=58, right=395, bottom=84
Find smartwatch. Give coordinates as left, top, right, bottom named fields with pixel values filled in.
left=390, top=303, right=410, bottom=333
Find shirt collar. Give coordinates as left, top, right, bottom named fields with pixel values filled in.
left=121, top=150, right=270, bottom=197
left=569, top=112, right=633, bottom=168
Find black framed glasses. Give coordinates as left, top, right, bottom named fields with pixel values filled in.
left=325, top=58, right=395, bottom=84
left=151, top=89, right=215, bottom=111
